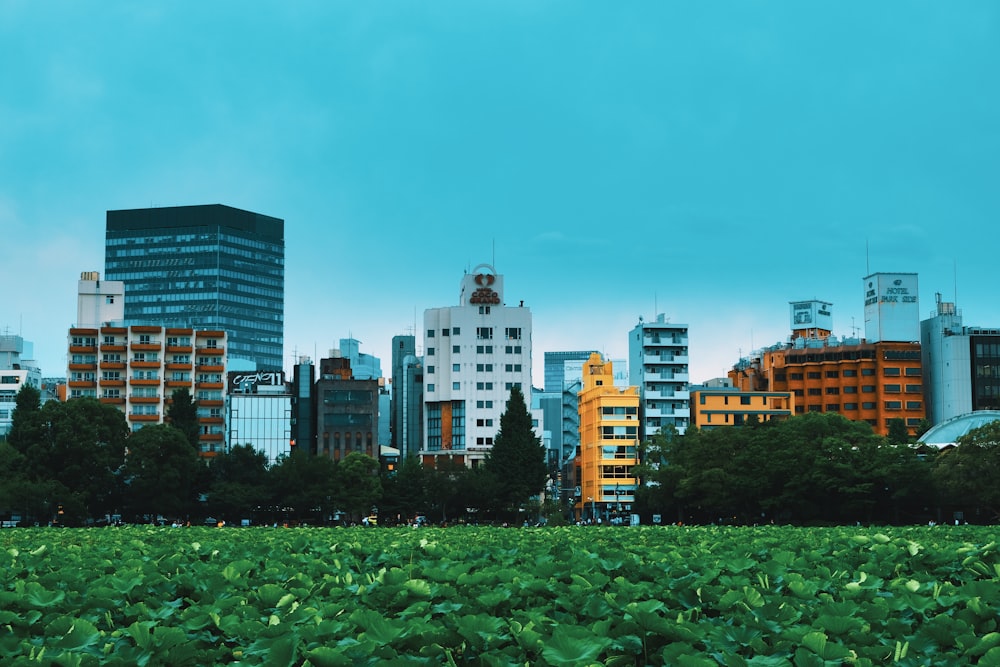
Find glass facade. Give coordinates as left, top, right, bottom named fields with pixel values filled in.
left=105, top=205, right=284, bottom=370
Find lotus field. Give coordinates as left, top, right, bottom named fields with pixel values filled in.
left=1, top=525, right=999, bottom=666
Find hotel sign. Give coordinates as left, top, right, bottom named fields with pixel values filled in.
left=469, top=269, right=500, bottom=305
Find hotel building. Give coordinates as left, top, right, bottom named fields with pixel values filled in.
left=420, top=264, right=534, bottom=468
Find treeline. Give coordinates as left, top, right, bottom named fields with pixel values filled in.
left=634, top=412, right=1000, bottom=525
left=0, top=385, right=549, bottom=527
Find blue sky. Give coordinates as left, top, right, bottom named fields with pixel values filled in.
left=3, top=2, right=999, bottom=385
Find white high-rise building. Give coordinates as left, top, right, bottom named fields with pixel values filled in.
left=629, top=314, right=690, bottom=438
left=420, top=264, right=533, bottom=467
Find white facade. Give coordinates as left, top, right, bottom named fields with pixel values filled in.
left=421, top=264, right=534, bottom=466
left=864, top=272, right=919, bottom=343
left=629, top=314, right=690, bottom=438
left=789, top=300, right=833, bottom=333
left=77, top=271, right=125, bottom=328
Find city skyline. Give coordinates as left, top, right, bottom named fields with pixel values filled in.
left=4, top=3, right=999, bottom=386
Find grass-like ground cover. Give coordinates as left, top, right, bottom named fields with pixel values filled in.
left=0, top=525, right=998, bottom=666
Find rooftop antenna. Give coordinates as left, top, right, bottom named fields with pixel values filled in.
left=953, top=259, right=958, bottom=305
left=492, top=238, right=495, bottom=267
left=865, top=239, right=870, bottom=275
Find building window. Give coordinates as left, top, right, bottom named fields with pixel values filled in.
left=427, top=329, right=435, bottom=338
left=843, top=369, right=858, bottom=377
left=884, top=384, right=901, bottom=393
left=906, top=401, right=922, bottom=410
left=427, top=365, right=435, bottom=374
left=453, top=345, right=460, bottom=354
left=884, top=401, right=902, bottom=410
left=427, top=347, right=435, bottom=356
left=826, top=403, right=840, bottom=411
left=478, top=306, right=491, bottom=315
left=427, top=384, right=435, bottom=392
left=905, top=368, right=922, bottom=376
left=884, top=368, right=901, bottom=377
left=807, top=388, right=822, bottom=396
left=862, top=385, right=876, bottom=393
left=789, top=373, right=804, bottom=381
left=442, top=329, right=449, bottom=337
left=862, top=402, right=877, bottom=410
left=453, top=382, right=461, bottom=391
left=807, top=372, right=822, bottom=379
left=905, top=384, right=922, bottom=393
left=476, top=345, right=493, bottom=354
left=453, top=364, right=460, bottom=372
left=843, top=403, right=858, bottom=410
left=476, top=363, right=493, bottom=372
left=477, top=327, right=493, bottom=340
left=139, top=334, right=151, bottom=344
left=453, top=327, right=461, bottom=335
left=861, top=368, right=875, bottom=376
left=825, top=371, right=839, bottom=378
left=825, top=387, right=840, bottom=395
left=844, top=386, right=858, bottom=394
left=505, top=327, right=522, bottom=340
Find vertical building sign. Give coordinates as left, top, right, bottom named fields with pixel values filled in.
left=863, top=273, right=919, bottom=342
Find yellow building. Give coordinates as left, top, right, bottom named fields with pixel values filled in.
left=575, top=353, right=639, bottom=523
left=690, top=388, right=795, bottom=430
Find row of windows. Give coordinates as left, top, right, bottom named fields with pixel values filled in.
left=426, top=363, right=523, bottom=374
left=801, top=401, right=922, bottom=412
left=425, top=382, right=523, bottom=393
left=426, top=326, right=522, bottom=339
left=426, top=345, right=524, bottom=356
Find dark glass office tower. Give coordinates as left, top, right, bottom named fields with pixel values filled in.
left=105, top=204, right=284, bottom=370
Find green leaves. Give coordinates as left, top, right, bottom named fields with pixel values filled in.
left=1, top=525, right=999, bottom=665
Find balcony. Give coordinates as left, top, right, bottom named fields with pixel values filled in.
left=165, top=380, right=192, bottom=388
left=69, top=345, right=98, bottom=354
left=99, top=379, right=125, bottom=387
left=100, top=361, right=125, bottom=370
left=128, top=413, right=160, bottom=422
left=200, top=416, right=224, bottom=424
left=129, top=378, right=160, bottom=386
left=196, top=381, right=224, bottom=390
left=200, top=433, right=224, bottom=442
left=129, top=396, right=160, bottom=404
left=165, top=345, right=193, bottom=353
left=69, top=362, right=97, bottom=371
left=200, top=399, right=224, bottom=407
left=68, top=380, right=96, bottom=388
left=165, top=362, right=192, bottom=370
left=131, top=342, right=162, bottom=352
left=131, top=360, right=161, bottom=369
left=196, top=364, right=224, bottom=373
left=100, top=397, right=126, bottom=405
left=100, top=344, right=126, bottom=352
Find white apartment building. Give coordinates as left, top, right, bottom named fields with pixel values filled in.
left=420, top=264, right=534, bottom=467
left=629, top=314, right=690, bottom=438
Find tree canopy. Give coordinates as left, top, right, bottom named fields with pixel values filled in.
left=484, top=386, right=549, bottom=516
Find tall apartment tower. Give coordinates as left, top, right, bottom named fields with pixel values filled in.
left=576, top=353, right=639, bottom=522
left=105, top=204, right=284, bottom=371
left=629, top=314, right=690, bottom=439
left=420, top=264, right=533, bottom=468
left=390, top=334, right=423, bottom=460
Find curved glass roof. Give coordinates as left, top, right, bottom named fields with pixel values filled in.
left=920, top=410, right=1000, bottom=448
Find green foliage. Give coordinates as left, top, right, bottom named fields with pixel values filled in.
left=123, top=424, right=201, bottom=520
left=933, top=421, right=1000, bottom=520
left=334, top=452, right=382, bottom=521
left=267, top=450, right=338, bottom=523
left=165, top=388, right=200, bottom=450
left=484, top=386, right=548, bottom=516
left=0, top=524, right=997, bottom=665
left=641, top=412, right=935, bottom=525
left=205, top=444, right=271, bottom=523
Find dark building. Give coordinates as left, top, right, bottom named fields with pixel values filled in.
left=291, top=358, right=316, bottom=455
left=316, top=357, right=380, bottom=462
left=105, top=204, right=285, bottom=370
left=390, top=334, right=423, bottom=459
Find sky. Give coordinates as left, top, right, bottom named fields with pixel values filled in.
left=3, top=2, right=999, bottom=387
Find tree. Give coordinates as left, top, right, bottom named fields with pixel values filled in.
left=123, top=424, right=201, bottom=521
left=379, top=455, right=432, bottom=523
left=166, top=388, right=200, bottom=450
left=334, top=452, right=382, bottom=522
left=887, top=418, right=910, bottom=445
left=933, top=421, right=1000, bottom=521
left=205, top=443, right=271, bottom=523
left=14, top=398, right=130, bottom=525
left=484, top=386, right=548, bottom=516
left=268, top=451, right=338, bottom=523
left=6, top=385, right=43, bottom=453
